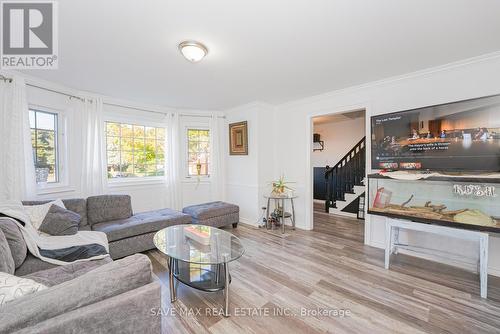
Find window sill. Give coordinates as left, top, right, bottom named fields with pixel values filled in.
left=182, top=176, right=211, bottom=184
left=36, top=184, right=75, bottom=195
left=107, top=177, right=166, bottom=188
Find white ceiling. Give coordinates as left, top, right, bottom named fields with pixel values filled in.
left=313, top=109, right=365, bottom=125
left=24, top=0, right=500, bottom=110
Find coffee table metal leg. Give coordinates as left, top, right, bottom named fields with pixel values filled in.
left=281, top=199, right=286, bottom=234
left=266, top=198, right=270, bottom=229
left=223, top=255, right=230, bottom=317
left=291, top=198, right=296, bottom=230
left=169, top=257, right=177, bottom=303
left=215, top=263, right=220, bottom=284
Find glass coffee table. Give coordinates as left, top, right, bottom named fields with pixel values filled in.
left=153, top=224, right=245, bottom=317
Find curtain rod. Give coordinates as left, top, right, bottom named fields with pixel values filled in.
left=103, top=102, right=169, bottom=115
left=105, top=102, right=225, bottom=119
left=2, top=75, right=226, bottom=118
left=1, top=74, right=85, bottom=101
left=179, top=113, right=226, bottom=119
left=27, top=83, right=85, bottom=101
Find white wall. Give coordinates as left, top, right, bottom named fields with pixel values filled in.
left=270, top=52, right=500, bottom=276
left=26, top=79, right=218, bottom=213
left=311, top=116, right=365, bottom=168
left=225, top=102, right=276, bottom=226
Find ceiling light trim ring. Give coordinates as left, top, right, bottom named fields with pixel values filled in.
left=178, top=40, right=208, bottom=62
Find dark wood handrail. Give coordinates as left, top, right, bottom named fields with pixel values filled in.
left=325, top=136, right=365, bottom=177
left=324, top=136, right=366, bottom=212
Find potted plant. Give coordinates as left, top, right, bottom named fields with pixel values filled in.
left=270, top=175, right=294, bottom=197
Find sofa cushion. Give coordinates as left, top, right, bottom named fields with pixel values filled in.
left=62, top=199, right=88, bottom=228
left=22, top=198, right=89, bottom=229
left=87, top=195, right=133, bottom=225
left=0, top=218, right=27, bottom=269
left=0, top=254, right=153, bottom=333
left=0, top=229, right=15, bottom=274
left=23, top=256, right=112, bottom=287
left=23, top=199, right=66, bottom=230
left=183, top=201, right=239, bottom=220
left=14, top=254, right=58, bottom=277
left=39, top=204, right=81, bottom=236
left=0, top=272, right=47, bottom=306
left=92, top=208, right=191, bottom=242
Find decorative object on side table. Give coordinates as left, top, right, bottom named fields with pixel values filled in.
left=229, top=121, right=248, bottom=155
left=35, top=167, right=49, bottom=183
left=264, top=176, right=297, bottom=233
left=270, top=175, right=295, bottom=197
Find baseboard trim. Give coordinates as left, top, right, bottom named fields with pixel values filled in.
left=488, top=266, right=500, bottom=277
left=328, top=209, right=358, bottom=219
left=240, top=217, right=259, bottom=227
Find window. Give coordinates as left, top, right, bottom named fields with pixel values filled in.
left=106, top=122, right=165, bottom=179
left=187, top=129, right=210, bottom=176
left=29, top=109, right=59, bottom=184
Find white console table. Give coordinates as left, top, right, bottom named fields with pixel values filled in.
left=385, top=219, right=489, bottom=298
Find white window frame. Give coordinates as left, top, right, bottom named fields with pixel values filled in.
left=183, top=125, right=211, bottom=180
left=104, top=116, right=167, bottom=187
left=29, top=104, right=69, bottom=194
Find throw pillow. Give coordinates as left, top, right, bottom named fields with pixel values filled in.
left=23, top=199, right=66, bottom=230
left=0, top=219, right=27, bottom=269
left=38, top=205, right=81, bottom=236
left=0, top=230, right=15, bottom=274
left=0, top=272, right=47, bottom=306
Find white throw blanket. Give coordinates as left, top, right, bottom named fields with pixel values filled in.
left=0, top=201, right=109, bottom=266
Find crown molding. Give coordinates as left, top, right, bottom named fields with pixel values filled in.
left=279, top=50, right=500, bottom=110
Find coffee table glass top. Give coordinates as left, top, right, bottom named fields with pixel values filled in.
left=153, top=225, right=244, bottom=265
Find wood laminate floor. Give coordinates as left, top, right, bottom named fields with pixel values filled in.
left=146, top=211, right=500, bottom=334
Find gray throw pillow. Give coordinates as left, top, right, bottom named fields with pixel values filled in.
left=0, top=219, right=27, bottom=269
left=39, top=205, right=81, bottom=236
left=0, top=229, right=15, bottom=274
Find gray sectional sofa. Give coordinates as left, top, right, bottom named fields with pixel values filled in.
left=0, top=214, right=161, bottom=334
left=24, top=194, right=192, bottom=260
left=0, top=253, right=161, bottom=334
left=183, top=201, right=239, bottom=228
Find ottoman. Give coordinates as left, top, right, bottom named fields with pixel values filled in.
left=182, top=201, right=239, bottom=228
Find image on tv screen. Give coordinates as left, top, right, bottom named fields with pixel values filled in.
left=371, top=94, right=500, bottom=172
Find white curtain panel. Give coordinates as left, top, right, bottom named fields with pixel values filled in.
left=166, top=112, right=182, bottom=210
left=0, top=76, right=37, bottom=201
left=78, top=96, right=106, bottom=196
left=210, top=113, right=226, bottom=201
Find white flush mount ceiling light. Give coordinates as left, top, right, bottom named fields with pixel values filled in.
left=178, top=41, right=208, bottom=63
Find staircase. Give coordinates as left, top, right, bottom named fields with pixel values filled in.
left=324, top=137, right=366, bottom=218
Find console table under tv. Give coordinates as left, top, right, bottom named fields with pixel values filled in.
left=367, top=173, right=500, bottom=299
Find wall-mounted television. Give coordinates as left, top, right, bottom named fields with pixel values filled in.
left=371, top=94, right=500, bottom=172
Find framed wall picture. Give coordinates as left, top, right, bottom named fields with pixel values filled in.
left=229, top=121, right=248, bottom=155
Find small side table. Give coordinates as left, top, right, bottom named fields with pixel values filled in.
left=264, top=195, right=297, bottom=234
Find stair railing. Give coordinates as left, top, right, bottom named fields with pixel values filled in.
left=324, top=137, right=366, bottom=212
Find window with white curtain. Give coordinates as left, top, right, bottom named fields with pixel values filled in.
left=29, top=109, right=60, bottom=184
left=187, top=128, right=210, bottom=176
left=105, top=121, right=165, bottom=179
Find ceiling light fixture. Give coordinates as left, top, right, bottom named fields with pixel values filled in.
left=178, top=41, right=208, bottom=63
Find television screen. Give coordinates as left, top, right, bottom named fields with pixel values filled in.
left=371, top=94, right=500, bottom=172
